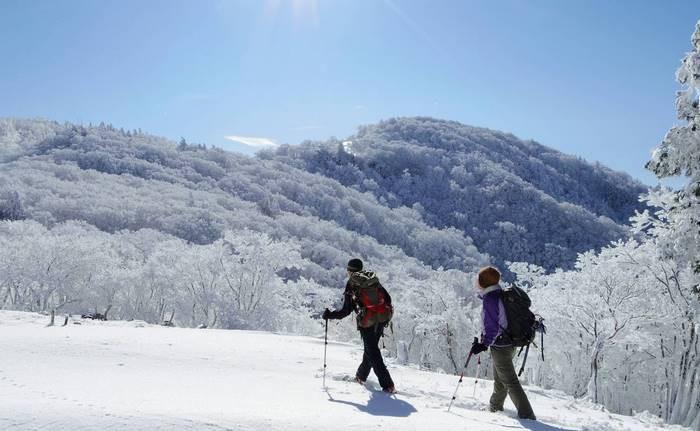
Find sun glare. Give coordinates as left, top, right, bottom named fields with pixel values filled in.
left=265, top=0, right=320, bottom=27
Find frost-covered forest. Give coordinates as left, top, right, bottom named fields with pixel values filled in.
left=261, top=117, right=646, bottom=272
left=1, top=19, right=700, bottom=431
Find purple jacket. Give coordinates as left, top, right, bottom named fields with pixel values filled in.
left=479, top=284, right=510, bottom=347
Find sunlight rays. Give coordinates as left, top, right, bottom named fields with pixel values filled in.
left=264, top=0, right=320, bottom=28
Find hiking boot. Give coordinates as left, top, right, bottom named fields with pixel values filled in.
left=382, top=386, right=396, bottom=394
left=354, top=375, right=366, bottom=385
left=518, top=413, right=537, bottom=421
left=489, top=405, right=504, bottom=413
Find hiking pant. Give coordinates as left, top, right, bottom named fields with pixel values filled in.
left=357, top=325, right=394, bottom=390
left=489, top=346, right=536, bottom=420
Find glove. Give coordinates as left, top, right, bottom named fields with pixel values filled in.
left=470, top=341, right=488, bottom=355
left=322, top=308, right=331, bottom=320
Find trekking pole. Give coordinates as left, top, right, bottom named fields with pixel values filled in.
left=447, top=337, right=478, bottom=412
left=518, top=344, right=530, bottom=377
left=322, top=318, right=329, bottom=388
left=472, top=355, right=482, bottom=398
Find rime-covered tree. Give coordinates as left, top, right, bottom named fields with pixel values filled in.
left=0, top=190, right=25, bottom=221
left=646, top=20, right=700, bottom=287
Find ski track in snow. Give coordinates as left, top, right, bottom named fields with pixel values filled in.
left=0, top=311, right=689, bottom=431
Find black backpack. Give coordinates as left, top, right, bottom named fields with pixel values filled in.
left=501, top=285, right=537, bottom=347
left=501, top=284, right=546, bottom=376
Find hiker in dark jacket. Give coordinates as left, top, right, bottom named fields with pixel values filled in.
left=323, top=258, right=396, bottom=394
left=470, top=266, right=536, bottom=420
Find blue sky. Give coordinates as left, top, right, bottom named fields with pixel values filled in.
left=1, top=0, right=697, bottom=184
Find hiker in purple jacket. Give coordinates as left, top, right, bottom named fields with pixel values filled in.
left=470, top=266, right=536, bottom=420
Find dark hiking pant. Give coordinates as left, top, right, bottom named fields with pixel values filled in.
left=356, top=325, right=394, bottom=390
left=489, top=346, right=536, bottom=420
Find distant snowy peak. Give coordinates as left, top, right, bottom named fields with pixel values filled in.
left=352, top=117, right=646, bottom=216
left=0, top=116, right=647, bottom=272
left=264, top=116, right=648, bottom=271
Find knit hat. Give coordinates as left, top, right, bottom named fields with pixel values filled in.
left=477, top=266, right=500, bottom=288
left=347, top=258, right=363, bottom=272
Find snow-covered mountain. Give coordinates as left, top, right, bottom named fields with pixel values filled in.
left=0, top=117, right=645, bottom=278
left=0, top=310, right=687, bottom=431
left=262, top=117, right=647, bottom=271
left=0, top=118, right=487, bottom=289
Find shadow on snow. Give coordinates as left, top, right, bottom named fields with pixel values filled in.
left=447, top=410, right=578, bottom=431
left=326, top=388, right=417, bottom=418
left=517, top=419, right=578, bottom=431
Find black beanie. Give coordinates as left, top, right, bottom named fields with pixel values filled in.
left=347, top=258, right=363, bottom=272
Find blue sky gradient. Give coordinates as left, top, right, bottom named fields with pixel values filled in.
left=1, top=0, right=697, bottom=184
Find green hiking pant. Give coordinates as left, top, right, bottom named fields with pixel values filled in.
left=489, top=346, right=536, bottom=420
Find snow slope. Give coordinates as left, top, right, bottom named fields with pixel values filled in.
left=0, top=311, right=687, bottom=431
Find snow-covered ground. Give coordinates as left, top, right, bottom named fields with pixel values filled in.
left=0, top=311, right=688, bottom=431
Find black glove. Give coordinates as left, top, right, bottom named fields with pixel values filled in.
left=322, top=308, right=331, bottom=320
left=470, top=341, right=488, bottom=355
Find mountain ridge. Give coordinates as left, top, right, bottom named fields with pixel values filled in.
left=0, top=116, right=646, bottom=274
left=262, top=116, right=647, bottom=270
left=0, top=118, right=486, bottom=288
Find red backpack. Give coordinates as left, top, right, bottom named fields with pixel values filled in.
left=350, top=271, right=393, bottom=328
